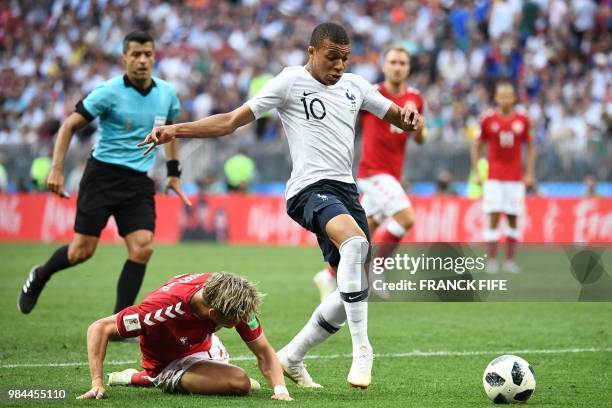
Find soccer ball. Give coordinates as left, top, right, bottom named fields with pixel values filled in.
left=483, top=355, right=536, bottom=404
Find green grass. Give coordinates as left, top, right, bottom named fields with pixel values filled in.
left=0, top=243, right=610, bottom=407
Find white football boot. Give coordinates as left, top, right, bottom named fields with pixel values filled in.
left=249, top=378, right=261, bottom=392
left=314, top=268, right=337, bottom=303
left=347, top=346, right=374, bottom=389
left=486, top=259, right=499, bottom=274
left=107, top=368, right=139, bottom=386
left=277, top=347, right=322, bottom=388
left=503, top=259, right=521, bottom=274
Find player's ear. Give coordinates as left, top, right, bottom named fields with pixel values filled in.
left=307, top=46, right=315, bottom=59
left=208, top=308, right=216, bottom=321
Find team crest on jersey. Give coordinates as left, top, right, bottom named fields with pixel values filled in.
left=490, top=122, right=500, bottom=132
left=125, top=120, right=132, bottom=131
left=179, top=336, right=189, bottom=345
left=346, top=89, right=357, bottom=113
left=512, top=120, right=524, bottom=134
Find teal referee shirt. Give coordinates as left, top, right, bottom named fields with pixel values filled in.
left=76, top=75, right=180, bottom=172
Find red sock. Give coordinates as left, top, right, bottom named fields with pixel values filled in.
left=130, top=371, right=154, bottom=387
left=376, top=228, right=404, bottom=259
left=326, top=265, right=336, bottom=278
left=487, top=241, right=498, bottom=259
left=506, top=237, right=517, bottom=260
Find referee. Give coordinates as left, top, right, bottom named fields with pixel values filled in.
left=18, top=31, right=191, bottom=315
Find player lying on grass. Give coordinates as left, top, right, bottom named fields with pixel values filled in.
left=77, top=272, right=292, bottom=401
left=136, top=22, right=423, bottom=389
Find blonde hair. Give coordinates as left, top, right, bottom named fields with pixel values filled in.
left=201, top=272, right=263, bottom=321
left=383, top=45, right=410, bottom=60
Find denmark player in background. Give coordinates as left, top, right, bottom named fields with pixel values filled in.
left=314, top=46, right=426, bottom=301
left=137, top=22, right=424, bottom=389
left=471, top=80, right=536, bottom=273
left=77, top=272, right=292, bottom=401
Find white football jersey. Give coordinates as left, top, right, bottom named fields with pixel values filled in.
left=246, top=66, right=393, bottom=199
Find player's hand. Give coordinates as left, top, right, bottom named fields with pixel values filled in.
left=46, top=167, right=68, bottom=198
left=473, top=172, right=483, bottom=186
left=165, top=176, right=192, bottom=206
left=138, top=125, right=177, bottom=155
left=76, top=385, right=106, bottom=400
left=271, top=393, right=293, bottom=401
left=524, top=174, right=535, bottom=189
left=400, top=106, right=423, bottom=132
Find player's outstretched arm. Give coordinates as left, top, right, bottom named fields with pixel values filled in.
left=138, top=105, right=256, bottom=155
left=383, top=104, right=423, bottom=133
left=246, top=333, right=293, bottom=401
left=48, top=112, right=90, bottom=198
left=77, top=315, right=121, bottom=400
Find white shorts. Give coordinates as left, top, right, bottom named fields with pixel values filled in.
left=482, top=180, right=525, bottom=215
left=151, top=334, right=229, bottom=393
left=357, top=174, right=412, bottom=225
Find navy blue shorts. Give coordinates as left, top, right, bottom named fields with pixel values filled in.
left=287, top=179, right=370, bottom=267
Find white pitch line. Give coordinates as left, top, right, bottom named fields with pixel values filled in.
left=1, top=347, right=610, bottom=369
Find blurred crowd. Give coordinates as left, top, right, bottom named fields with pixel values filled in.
left=0, top=0, right=610, bottom=190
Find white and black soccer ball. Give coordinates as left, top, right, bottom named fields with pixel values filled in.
left=483, top=355, right=536, bottom=404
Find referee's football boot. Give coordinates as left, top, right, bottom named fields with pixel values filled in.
left=18, top=265, right=47, bottom=314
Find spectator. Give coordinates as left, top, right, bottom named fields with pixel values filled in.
left=584, top=174, right=598, bottom=197
left=224, top=152, right=255, bottom=193
left=0, top=0, right=609, bottom=188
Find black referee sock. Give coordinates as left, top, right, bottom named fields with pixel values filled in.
left=36, top=245, right=72, bottom=282
left=114, top=260, right=146, bottom=313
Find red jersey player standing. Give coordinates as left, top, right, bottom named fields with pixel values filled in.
left=471, top=80, right=536, bottom=273
left=77, top=272, right=292, bottom=401
left=313, top=46, right=426, bottom=301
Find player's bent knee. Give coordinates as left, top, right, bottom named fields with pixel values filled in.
left=130, top=244, right=154, bottom=263
left=227, top=370, right=251, bottom=395
left=339, top=236, right=370, bottom=264
left=68, top=245, right=95, bottom=264
left=394, top=208, right=415, bottom=230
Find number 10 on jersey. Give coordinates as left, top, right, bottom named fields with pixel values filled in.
left=300, top=97, right=327, bottom=120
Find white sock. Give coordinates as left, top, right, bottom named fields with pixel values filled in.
left=284, top=290, right=346, bottom=362
left=483, top=227, right=500, bottom=242
left=504, top=225, right=520, bottom=240
left=337, top=236, right=372, bottom=355
left=386, top=218, right=406, bottom=238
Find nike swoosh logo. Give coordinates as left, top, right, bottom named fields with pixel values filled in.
left=303, top=91, right=317, bottom=96
left=348, top=295, right=361, bottom=301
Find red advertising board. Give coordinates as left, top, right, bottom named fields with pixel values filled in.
left=0, top=194, right=610, bottom=244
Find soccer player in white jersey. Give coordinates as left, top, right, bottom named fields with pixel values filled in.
left=138, top=22, right=424, bottom=389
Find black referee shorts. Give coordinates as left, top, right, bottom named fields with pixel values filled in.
left=74, top=157, right=156, bottom=237
left=287, top=179, right=371, bottom=267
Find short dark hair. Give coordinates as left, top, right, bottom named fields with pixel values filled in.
left=123, top=31, right=154, bottom=53
left=309, top=22, right=350, bottom=48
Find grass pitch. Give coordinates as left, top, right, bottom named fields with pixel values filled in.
left=0, top=243, right=610, bottom=407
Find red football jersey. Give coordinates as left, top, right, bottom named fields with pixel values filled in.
left=357, top=83, right=424, bottom=181
left=116, top=273, right=262, bottom=377
left=478, top=108, right=532, bottom=181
